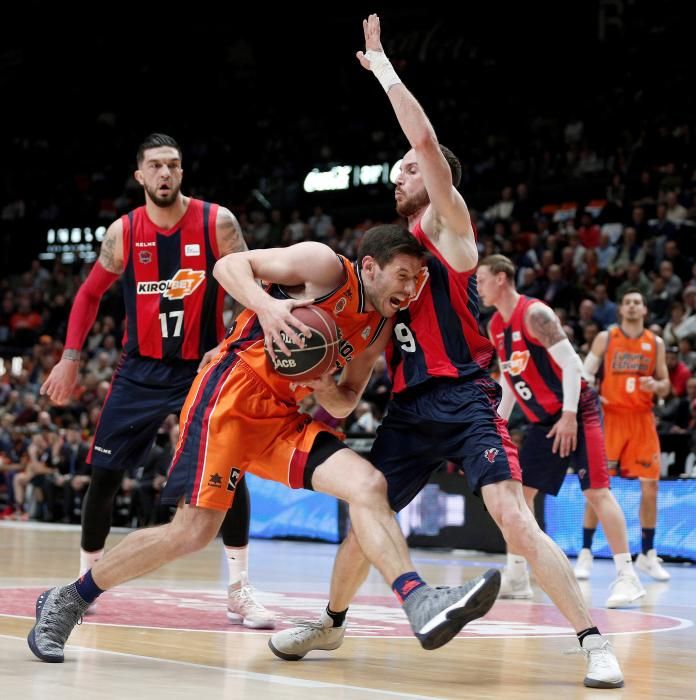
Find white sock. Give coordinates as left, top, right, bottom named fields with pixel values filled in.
left=507, top=553, right=528, bottom=578
left=225, top=545, right=248, bottom=587
left=613, top=553, right=635, bottom=576
left=80, top=548, right=104, bottom=576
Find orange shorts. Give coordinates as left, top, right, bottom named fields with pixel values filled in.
left=162, top=354, right=340, bottom=511
left=604, top=409, right=660, bottom=480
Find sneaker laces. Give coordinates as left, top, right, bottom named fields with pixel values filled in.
left=229, top=584, right=270, bottom=615
left=286, top=620, right=332, bottom=639
left=563, top=638, right=614, bottom=668
left=38, top=590, right=84, bottom=644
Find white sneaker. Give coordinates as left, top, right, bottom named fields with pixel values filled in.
left=636, top=549, right=671, bottom=581
left=498, top=567, right=532, bottom=599
left=574, top=548, right=593, bottom=580
left=580, top=634, right=624, bottom=688
left=605, top=572, right=646, bottom=608
left=226, top=573, right=276, bottom=629
left=268, top=610, right=345, bottom=661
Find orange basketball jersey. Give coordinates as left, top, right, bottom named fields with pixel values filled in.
left=600, top=326, right=657, bottom=412
left=223, top=255, right=389, bottom=402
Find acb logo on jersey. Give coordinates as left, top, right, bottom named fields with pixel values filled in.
left=501, top=350, right=530, bottom=376
left=136, top=269, right=206, bottom=300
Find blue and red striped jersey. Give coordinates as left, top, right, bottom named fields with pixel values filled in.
left=490, top=295, right=584, bottom=423
left=386, top=220, right=494, bottom=394
left=120, top=198, right=225, bottom=360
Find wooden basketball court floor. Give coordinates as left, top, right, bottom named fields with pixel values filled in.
left=1, top=521, right=694, bottom=699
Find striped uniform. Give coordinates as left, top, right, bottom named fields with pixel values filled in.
left=162, top=256, right=389, bottom=511
left=369, top=220, right=521, bottom=511
left=88, top=199, right=225, bottom=470
left=599, top=326, right=660, bottom=479
left=490, top=295, right=609, bottom=495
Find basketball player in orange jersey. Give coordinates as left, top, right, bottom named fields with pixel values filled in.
left=581, top=290, right=671, bottom=582
left=39, top=133, right=273, bottom=627
left=477, top=255, right=644, bottom=608
left=29, top=225, right=503, bottom=664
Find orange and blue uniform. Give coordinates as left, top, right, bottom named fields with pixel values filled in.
left=599, top=326, right=660, bottom=479
left=161, top=256, right=388, bottom=511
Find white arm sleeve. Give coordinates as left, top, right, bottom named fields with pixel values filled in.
left=548, top=339, right=583, bottom=413
left=496, top=370, right=517, bottom=421
left=583, top=351, right=602, bottom=386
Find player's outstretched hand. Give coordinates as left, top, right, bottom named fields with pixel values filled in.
left=356, top=13, right=385, bottom=69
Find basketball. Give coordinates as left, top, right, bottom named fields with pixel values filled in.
left=265, top=305, right=340, bottom=381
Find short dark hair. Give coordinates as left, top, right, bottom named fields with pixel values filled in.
left=358, top=224, right=425, bottom=268
left=479, top=254, right=515, bottom=282
left=439, top=144, right=462, bottom=188
left=620, top=288, right=647, bottom=305
left=136, top=133, right=182, bottom=165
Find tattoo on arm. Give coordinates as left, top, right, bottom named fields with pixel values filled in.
left=98, top=226, right=124, bottom=273
left=526, top=305, right=567, bottom=348
left=217, top=210, right=249, bottom=320
left=217, top=210, right=249, bottom=257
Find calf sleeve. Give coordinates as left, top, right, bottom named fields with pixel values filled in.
left=80, top=466, right=125, bottom=551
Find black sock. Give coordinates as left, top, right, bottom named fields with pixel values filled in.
left=578, top=626, right=600, bottom=647
left=326, top=605, right=348, bottom=628
left=641, top=528, right=655, bottom=554
left=582, top=528, right=596, bottom=550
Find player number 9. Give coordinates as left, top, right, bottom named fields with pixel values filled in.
left=394, top=322, right=416, bottom=353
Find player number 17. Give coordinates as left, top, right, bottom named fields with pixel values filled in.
left=159, top=310, right=184, bottom=338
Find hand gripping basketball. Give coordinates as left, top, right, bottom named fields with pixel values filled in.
left=265, top=305, right=340, bottom=382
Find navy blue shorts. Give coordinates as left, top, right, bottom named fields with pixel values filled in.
left=519, top=387, right=610, bottom=496
left=88, top=354, right=199, bottom=471
left=369, top=377, right=521, bottom=512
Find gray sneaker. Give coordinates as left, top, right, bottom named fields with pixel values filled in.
left=269, top=609, right=345, bottom=661
left=27, top=586, right=90, bottom=663
left=403, top=569, right=501, bottom=650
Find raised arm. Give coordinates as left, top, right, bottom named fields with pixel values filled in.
left=40, top=220, right=123, bottom=404
left=213, top=242, right=344, bottom=359
left=357, top=13, right=476, bottom=271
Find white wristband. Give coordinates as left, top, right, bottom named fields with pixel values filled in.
left=365, top=50, right=402, bottom=92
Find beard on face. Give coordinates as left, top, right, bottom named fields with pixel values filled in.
left=396, top=188, right=430, bottom=218
left=144, top=181, right=181, bottom=207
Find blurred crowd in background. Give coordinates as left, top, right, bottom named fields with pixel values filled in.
left=1, top=2, right=694, bottom=522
